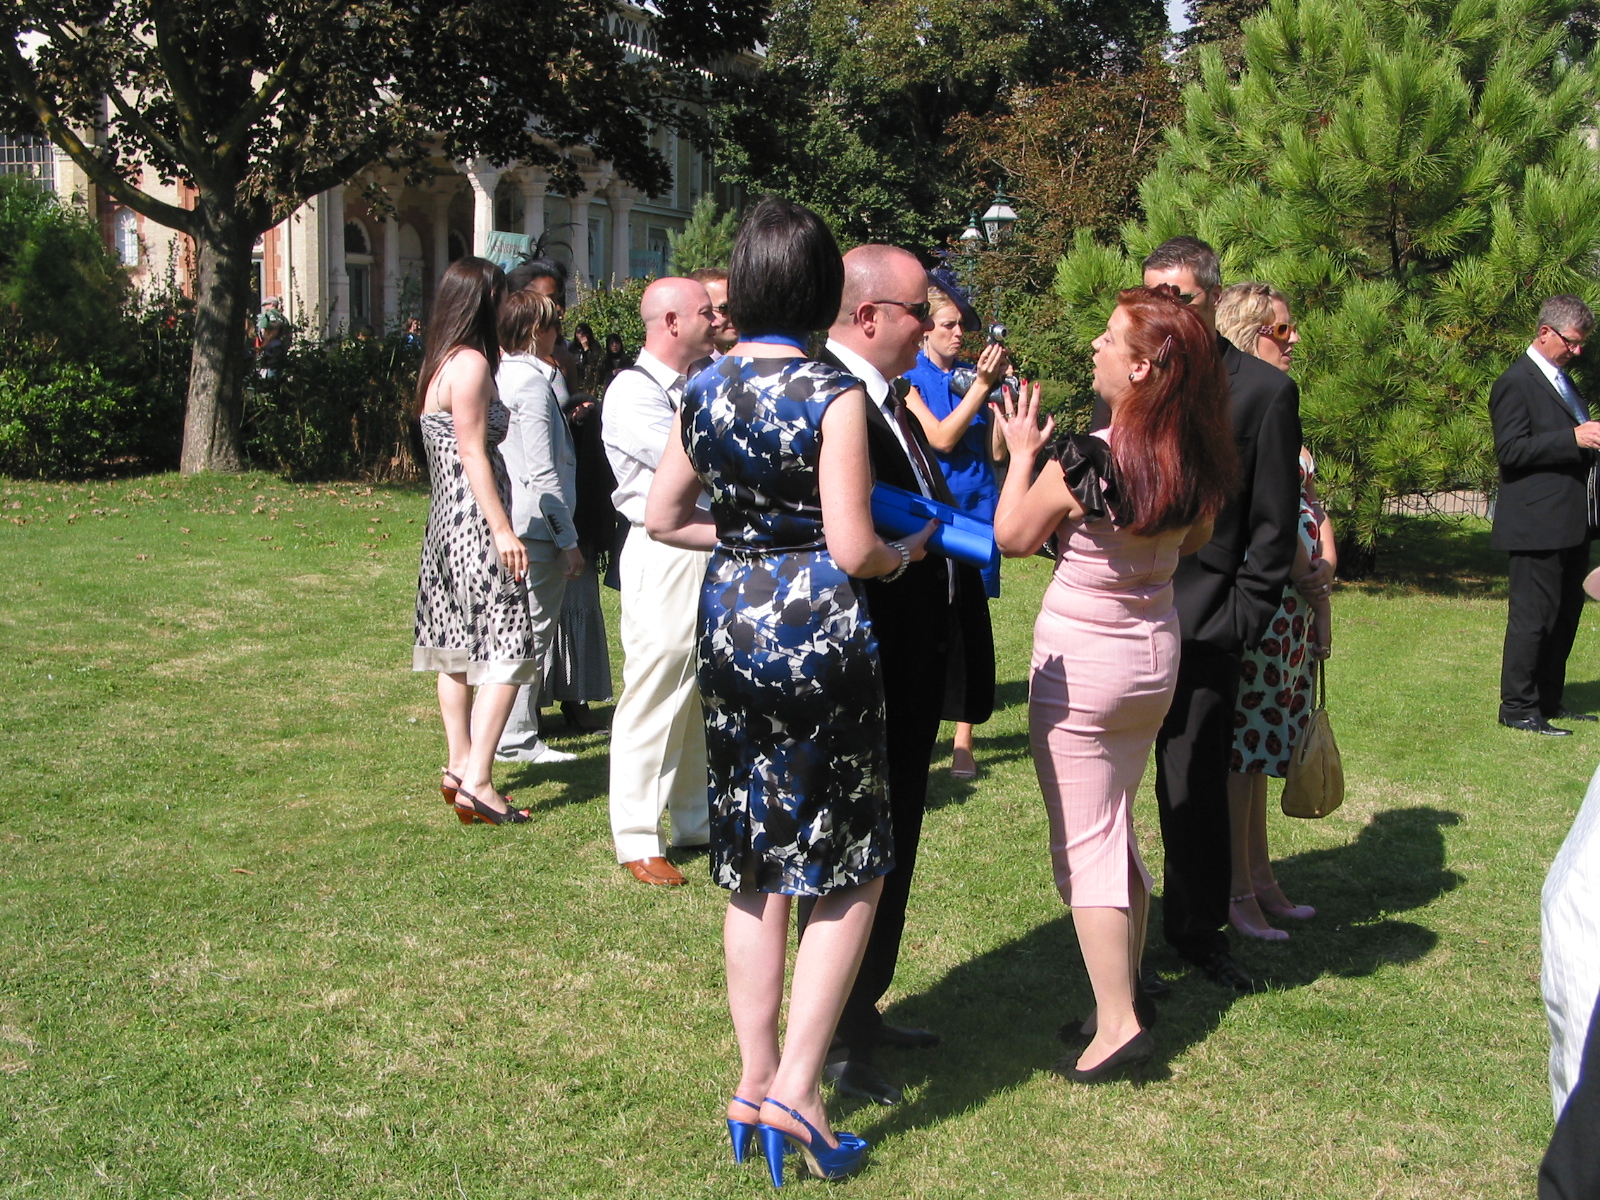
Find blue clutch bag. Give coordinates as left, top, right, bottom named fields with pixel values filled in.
left=870, top=482, right=999, bottom=572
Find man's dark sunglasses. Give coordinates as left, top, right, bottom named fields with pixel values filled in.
left=712, top=303, right=731, bottom=316
left=872, top=298, right=932, bottom=321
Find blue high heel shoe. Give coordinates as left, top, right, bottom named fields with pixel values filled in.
left=727, top=1095, right=761, bottom=1163
left=756, top=1097, right=869, bottom=1187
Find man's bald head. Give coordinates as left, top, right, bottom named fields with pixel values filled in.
left=836, top=246, right=925, bottom=322
left=641, top=277, right=708, bottom=329
left=640, top=276, right=715, bottom=373
left=829, top=245, right=932, bottom=380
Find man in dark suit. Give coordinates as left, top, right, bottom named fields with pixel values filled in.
left=803, top=244, right=991, bottom=1105
left=1143, top=238, right=1303, bottom=992
left=1491, top=295, right=1600, bottom=736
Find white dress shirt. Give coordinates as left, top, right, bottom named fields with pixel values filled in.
left=601, top=348, right=692, bottom=526
left=1526, top=345, right=1590, bottom=423
left=825, top=338, right=934, bottom=499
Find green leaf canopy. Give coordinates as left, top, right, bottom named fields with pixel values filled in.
left=1052, top=0, right=1600, bottom=545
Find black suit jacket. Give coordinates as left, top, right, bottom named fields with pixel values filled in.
left=1489, top=352, right=1592, bottom=552
left=1171, top=337, right=1303, bottom=654
left=818, top=347, right=994, bottom=725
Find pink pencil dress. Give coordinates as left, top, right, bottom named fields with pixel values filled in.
left=1029, top=434, right=1188, bottom=908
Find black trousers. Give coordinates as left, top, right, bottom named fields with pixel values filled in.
left=799, top=634, right=947, bottom=1062
left=1540, top=989, right=1600, bottom=1200
left=1153, top=640, right=1240, bottom=963
left=1501, top=542, right=1591, bottom=722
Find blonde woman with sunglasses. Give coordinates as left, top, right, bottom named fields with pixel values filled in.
left=1214, top=282, right=1332, bottom=940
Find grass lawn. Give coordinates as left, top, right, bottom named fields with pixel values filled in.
left=0, top=472, right=1587, bottom=1198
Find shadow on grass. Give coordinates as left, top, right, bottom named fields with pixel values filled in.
left=499, top=753, right=608, bottom=815
left=927, top=680, right=1032, bottom=811
left=1557, top=679, right=1600, bottom=715
left=843, top=806, right=1461, bottom=1139
left=1353, top=516, right=1507, bottom=600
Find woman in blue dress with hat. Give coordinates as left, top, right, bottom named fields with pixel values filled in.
left=902, top=273, right=1009, bottom=777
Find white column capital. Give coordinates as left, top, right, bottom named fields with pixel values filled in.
left=462, top=159, right=503, bottom=195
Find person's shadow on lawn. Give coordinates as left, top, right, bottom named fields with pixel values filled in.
left=927, top=679, right=1032, bottom=812
left=840, top=805, right=1462, bottom=1140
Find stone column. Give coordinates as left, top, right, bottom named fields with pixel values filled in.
left=520, top=169, right=547, bottom=244
left=382, top=209, right=400, bottom=328
left=667, top=130, right=680, bottom=209
left=431, top=189, right=452, bottom=297
left=326, top=186, right=349, bottom=334
left=608, top=187, right=635, bottom=283
left=568, top=193, right=590, bottom=287
left=465, top=160, right=501, bottom=257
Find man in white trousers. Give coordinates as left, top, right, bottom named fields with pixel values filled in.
left=600, top=277, right=717, bottom=886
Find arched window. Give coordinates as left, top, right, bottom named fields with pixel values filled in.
left=344, top=221, right=370, bottom=256
left=114, top=208, right=139, bottom=266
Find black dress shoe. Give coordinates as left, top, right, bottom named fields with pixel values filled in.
left=1051, top=1031, right=1155, bottom=1084
left=1501, top=715, right=1572, bottom=736
left=874, top=1024, right=940, bottom=1050
left=823, top=1059, right=902, bottom=1105
left=1192, top=949, right=1262, bottom=993
left=1553, top=709, right=1599, bottom=722
left=1139, top=966, right=1172, bottom=999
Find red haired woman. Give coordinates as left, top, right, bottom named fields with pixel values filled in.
left=994, top=286, right=1238, bottom=1082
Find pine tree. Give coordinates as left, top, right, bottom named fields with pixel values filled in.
left=1051, top=0, right=1600, bottom=556
left=668, top=197, right=738, bottom=274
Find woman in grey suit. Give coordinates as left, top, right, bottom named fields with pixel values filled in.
left=494, top=288, right=584, bottom=765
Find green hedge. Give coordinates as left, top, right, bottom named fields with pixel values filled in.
left=242, top=334, right=422, bottom=481
left=0, top=364, right=146, bottom=478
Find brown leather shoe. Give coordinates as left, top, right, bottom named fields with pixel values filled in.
left=624, top=857, right=687, bottom=886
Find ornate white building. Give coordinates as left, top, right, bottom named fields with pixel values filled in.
left=1, top=10, right=749, bottom=334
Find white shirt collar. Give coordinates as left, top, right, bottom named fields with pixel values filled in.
left=825, top=338, right=892, bottom=407
left=1527, top=344, right=1567, bottom=386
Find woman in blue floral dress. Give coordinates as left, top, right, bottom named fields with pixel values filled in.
left=647, top=197, right=933, bottom=1185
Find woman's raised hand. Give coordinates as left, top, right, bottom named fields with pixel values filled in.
left=992, top=381, right=1054, bottom=458
left=494, top=528, right=528, bottom=581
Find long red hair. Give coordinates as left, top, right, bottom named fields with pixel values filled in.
left=1110, top=286, right=1239, bottom=536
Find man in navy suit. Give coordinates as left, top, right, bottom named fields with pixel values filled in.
left=1491, top=295, right=1600, bottom=736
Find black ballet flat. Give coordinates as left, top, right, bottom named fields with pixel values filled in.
left=1057, top=989, right=1156, bottom=1045
left=1052, top=1031, right=1155, bottom=1084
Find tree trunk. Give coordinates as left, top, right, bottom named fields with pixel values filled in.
left=179, top=214, right=256, bottom=474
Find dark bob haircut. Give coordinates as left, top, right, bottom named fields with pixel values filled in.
left=727, top=195, right=843, bottom=335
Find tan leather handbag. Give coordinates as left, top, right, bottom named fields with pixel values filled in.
left=1282, top=667, right=1344, bottom=819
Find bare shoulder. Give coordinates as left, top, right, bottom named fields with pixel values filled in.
left=440, top=347, right=491, bottom=387
left=429, top=347, right=492, bottom=413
